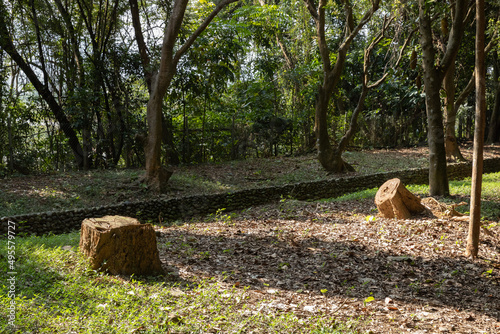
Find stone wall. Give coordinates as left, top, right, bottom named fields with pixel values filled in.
left=2, top=158, right=499, bottom=236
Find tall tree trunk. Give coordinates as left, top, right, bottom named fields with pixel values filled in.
left=7, top=113, right=13, bottom=173
left=419, top=29, right=449, bottom=195
left=54, top=0, right=91, bottom=169
left=466, top=0, right=486, bottom=259
left=306, top=0, right=380, bottom=172
left=130, top=0, right=239, bottom=191
left=418, top=0, right=466, bottom=196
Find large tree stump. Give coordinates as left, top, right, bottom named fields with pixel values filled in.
left=375, top=178, right=426, bottom=219
left=79, top=216, right=164, bottom=276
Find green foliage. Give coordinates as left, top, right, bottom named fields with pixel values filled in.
left=1, top=0, right=499, bottom=172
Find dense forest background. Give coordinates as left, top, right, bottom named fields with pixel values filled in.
left=0, top=0, right=499, bottom=177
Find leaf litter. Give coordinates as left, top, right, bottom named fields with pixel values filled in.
left=157, top=198, right=500, bottom=333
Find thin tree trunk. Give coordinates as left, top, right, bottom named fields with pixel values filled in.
left=487, top=51, right=500, bottom=143
left=7, top=114, right=13, bottom=174
left=54, top=0, right=91, bottom=169
left=466, top=0, right=486, bottom=259
left=444, top=61, right=466, bottom=161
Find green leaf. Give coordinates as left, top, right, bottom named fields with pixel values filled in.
left=363, top=296, right=375, bottom=306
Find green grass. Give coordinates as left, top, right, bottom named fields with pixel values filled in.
left=0, top=233, right=362, bottom=333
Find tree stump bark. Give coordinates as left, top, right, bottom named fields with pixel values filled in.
left=375, top=178, right=426, bottom=219
left=79, top=216, right=164, bottom=276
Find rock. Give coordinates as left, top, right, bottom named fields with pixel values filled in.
left=79, top=215, right=164, bottom=276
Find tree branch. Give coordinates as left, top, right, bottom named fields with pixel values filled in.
left=454, top=31, right=498, bottom=112
left=317, top=0, right=331, bottom=73
left=368, top=25, right=416, bottom=89
left=173, top=0, right=240, bottom=66
left=303, top=0, right=319, bottom=21
left=439, top=0, right=467, bottom=74
left=339, top=0, right=380, bottom=53
left=129, top=0, right=153, bottom=91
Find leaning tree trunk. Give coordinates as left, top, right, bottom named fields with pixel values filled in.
left=0, top=6, right=84, bottom=166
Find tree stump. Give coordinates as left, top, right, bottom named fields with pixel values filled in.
left=79, top=216, right=164, bottom=276
left=375, top=178, right=426, bottom=219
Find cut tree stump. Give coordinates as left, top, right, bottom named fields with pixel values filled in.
left=375, top=178, right=426, bottom=219
left=79, top=215, right=164, bottom=276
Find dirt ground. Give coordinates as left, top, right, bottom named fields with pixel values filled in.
left=157, top=198, right=500, bottom=333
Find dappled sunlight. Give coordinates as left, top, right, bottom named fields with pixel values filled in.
left=155, top=198, right=500, bottom=333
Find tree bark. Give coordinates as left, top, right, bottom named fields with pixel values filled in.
left=79, top=216, right=164, bottom=276
left=418, top=0, right=467, bottom=196
left=466, top=0, right=486, bottom=259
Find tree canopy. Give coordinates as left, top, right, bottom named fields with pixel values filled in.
left=1, top=0, right=499, bottom=190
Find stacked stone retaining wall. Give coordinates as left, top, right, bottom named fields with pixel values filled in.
left=2, top=158, right=499, bottom=236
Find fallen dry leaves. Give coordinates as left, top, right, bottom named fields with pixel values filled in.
left=156, top=198, right=500, bottom=333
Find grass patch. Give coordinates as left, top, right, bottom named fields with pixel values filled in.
left=0, top=169, right=146, bottom=217
left=0, top=233, right=363, bottom=333
left=326, top=188, right=379, bottom=202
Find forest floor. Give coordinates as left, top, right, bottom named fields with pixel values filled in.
left=157, top=194, right=500, bottom=333
left=2, top=144, right=500, bottom=333
left=2, top=143, right=500, bottom=217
